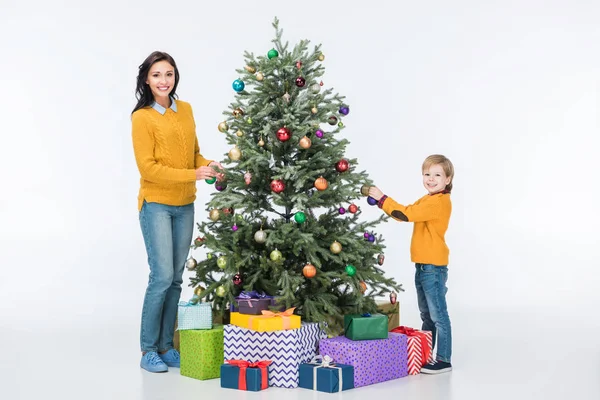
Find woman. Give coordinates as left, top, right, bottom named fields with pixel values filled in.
left=131, top=51, right=223, bottom=373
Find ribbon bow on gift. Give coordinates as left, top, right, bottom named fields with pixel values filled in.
left=237, top=291, right=274, bottom=308
left=248, top=307, right=296, bottom=330
left=178, top=294, right=202, bottom=307
left=226, top=360, right=272, bottom=390
left=309, top=355, right=344, bottom=392
left=390, top=326, right=432, bottom=366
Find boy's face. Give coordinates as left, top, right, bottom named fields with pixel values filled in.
left=422, top=164, right=451, bottom=194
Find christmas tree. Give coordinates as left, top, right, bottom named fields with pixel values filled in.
left=188, top=18, right=403, bottom=334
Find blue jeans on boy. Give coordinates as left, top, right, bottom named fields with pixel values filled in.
left=415, top=263, right=452, bottom=363
left=139, top=200, right=194, bottom=353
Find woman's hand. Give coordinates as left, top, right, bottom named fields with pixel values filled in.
left=195, top=166, right=217, bottom=181
left=368, top=186, right=385, bottom=201
left=208, top=161, right=226, bottom=181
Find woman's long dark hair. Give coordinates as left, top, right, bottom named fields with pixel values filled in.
left=132, top=51, right=180, bottom=114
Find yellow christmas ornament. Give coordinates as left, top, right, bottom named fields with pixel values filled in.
left=218, top=121, right=229, bottom=133
left=330, top=241, right=342, bottom=254
left=229, top=146, right=242, bottom=161
left=255, top=72, right=264, bottom=81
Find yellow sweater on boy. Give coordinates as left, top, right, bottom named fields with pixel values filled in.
left=381, top=192, right=452, bottom=266
left=131, top=99, right=211, bottom=211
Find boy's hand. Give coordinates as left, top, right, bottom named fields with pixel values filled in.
left=368, top=186, right=384, bottom=201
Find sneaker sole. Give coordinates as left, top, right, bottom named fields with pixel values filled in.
left=420, top=367, right=452, bottom=375
left=140, top=363, right=168, bottom=373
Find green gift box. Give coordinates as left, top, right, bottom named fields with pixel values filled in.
left=180, top=325, right=224, bottom=380
left=343, top=313, right=388, bottom=341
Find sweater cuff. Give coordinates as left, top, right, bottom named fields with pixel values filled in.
left=378, top=195, right=388, bottom=209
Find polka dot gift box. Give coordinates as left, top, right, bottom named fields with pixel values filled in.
left=317, top=332, right=408, bottom=387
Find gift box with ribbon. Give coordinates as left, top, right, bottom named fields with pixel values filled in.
left=318, top=332, right=409, bottom=388
left=224, top=322, right=326, bottom=388
left=230, top=291, right=284, bottom=315
left=220, top=360, right=272, bottom=391
left=343, top=313, right=388, bottom=340
left=180, top=325, right=224, bottom=380
left=298, top=355, right=354, bottom=393
left=177, top=300, right=212, bottom=331
left=390, top=326, right=433, bottom=374
left=230, top=308, right=301, bottom=332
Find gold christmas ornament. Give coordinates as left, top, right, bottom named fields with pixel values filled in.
left=209, top=209, right=220, bottom=221
left=311, top=107, right=318, bottom=114
left=299, top=136, right=312, bottom=149
left=318, top=53, right=325, bottom=61
left=255, top=72, right=264, bottom=81
left=244, top=65, right=256, bottom=73
left=232, top=108, right=244, bottom=118
left=229, top=146, right=242, bottom=161
left=194, top=285, right=206, bottom=297
left=218, top=121, right=229, bottom=133
left=330, top=241, right=342, bottom=254
left=282, top=92, right=291, bottom=103
left=258, top=137, right=265, bottom=147
left=236, top=130, right=244, bottom=137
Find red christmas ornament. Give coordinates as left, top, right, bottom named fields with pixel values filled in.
left=296, top=60, right=303, bottom=69
left=348, top=203, right=358, bottom=213
left=335, top=159, right=349, bottom=173
left=276, top=127, right=291, bottom=142
left=270, top=179, right=285, bottom=193
left=295, top=76, right=306, bottom=87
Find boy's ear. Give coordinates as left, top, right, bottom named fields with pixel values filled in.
left=391, top=210, right=408, bottom=221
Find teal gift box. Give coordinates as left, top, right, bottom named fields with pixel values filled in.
left=343, top=313, right=388, bottom=340
left=298, top=355, right=354, bottom=393
left=220, top=360, right=271, bottom=391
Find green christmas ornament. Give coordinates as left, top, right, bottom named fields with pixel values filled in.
left=345, top=264, right=356, bottom=276
left=294, top=211, right=306, bottom=224
left=216, top=286, right=226, bottom=297
left=217, top=256, right=227, bottom=269
left=205, top=177, right=216, bottom=184
left=270, top=249, right=282, bottom=261
left=267, top=48, right=279, bottom=59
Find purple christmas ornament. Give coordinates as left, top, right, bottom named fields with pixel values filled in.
left=368, top=234, right=375, bottom=242
left=364, top=232, right=370, bottom=239
left=367, top=196, right=378, bottom=206
left=232, top=224, right=238, bottom=231
left=339, top=207, right=346, bottom=214
left=339, top=106, right=350, bottom=115
left=315, top=129, right=324, bottom=138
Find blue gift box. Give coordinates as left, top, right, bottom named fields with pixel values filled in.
left=298, top=356, right=354, bottom=393
left=220, top=363, right=268, bottom=392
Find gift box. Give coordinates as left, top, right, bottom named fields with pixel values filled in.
left=220, top=360, right=271, bottom=391
left=177, top=301, right=212, bottom=330
left=224, top=322, right=326, bottom=388
left=343, top=313, right=388, bottom=340
left=230, top=308, right=300, bottom=332
left=299, top=355, right=354, bottom=393
left=230, top=291, right=284, bottom=314
left=390, top=326, right=433, bottom=374
left=377, top=301, right=400, bottom=330
left=180, top=325, right=224, bottom=380
left=318, top=332, right=408, bottom=388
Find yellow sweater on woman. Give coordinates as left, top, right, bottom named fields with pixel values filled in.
left=381, top=192, right=452, bottom=266
left=131, top=99, right=211, bottom=211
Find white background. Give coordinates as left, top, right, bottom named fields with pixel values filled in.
left=1, top=1, right=599, bottom=399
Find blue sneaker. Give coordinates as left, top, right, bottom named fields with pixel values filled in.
left=158, top=349, right=180, bottom=368
left=140, top=351, right=168, bottom=373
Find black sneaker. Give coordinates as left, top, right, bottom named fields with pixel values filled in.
left=420, top=360, right=452, bottom=374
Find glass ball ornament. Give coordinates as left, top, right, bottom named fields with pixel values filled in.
left=315, top=129, right=324, bottom=138
left=330, top=241, right=342, bottom=254
left=367, top=196, right=378, bottom=206
left=327, top=116, right=338, bottom=125
left=205, top=176, right=216, bottom=184
left=361, top=185, right=371, bottom=196
left=232, top=273, right=242, bottom=286
left=255, top=72, right=264, bottom=81
left=267, top=48, right=279, bottom=59
left=244, top=65, right=256, bottom=73
left=232, top=79, right=245, bottom=92
left=339, top=106, right=350, bottom=115
left=294, top=212, right=306, bottom=224
left=232, top=107, right=244, bottom=118
left=310, top=83, right=320, bottom=93
left=314, top=176, right=328, bottom=191
left=348, top=204, right=358, bottom=213
left=215, top=182, right=227, bottom=191
left=276, top=127, right=291, bottom=142
left=216, top=286, right=226, bottom=297
left=335, top=159, right=349, bottom=173
left=338, top=207, right=346, bottom=215
left=359, top=281, right=367, bottom=294
left=377, top=254, right=385, bottom=265
left=390, top=291, right=397, bottom=304
left=185, top=257, right=197, bottom=271
left=299, top=136, right=311, bottom=149
left=209, top=209, right=220, bottom=221
left=218, top=121, right=229, bottom=133
left=364, top=232, right=370, bottom=239
left=345, top=264, right=356, bottom=276
left=232, top=224, right=238, bottom=232
left=295, top=76, right=306, bottom=87
left=270, top=249, right=283, bottom=261
left=228, top=146, right=242, bottom=161
left=194, top=285, right=205, bottom=297
left=338, top=122, right=344, bottom=128
left=368, top=234, right=375, bottom=243
left=217, top=256, right=227, bottom=269
left=318, top=53, right=325, bottom=61
left=254, top=229, right=267, bottom=244
left=303, top=263, right=316, bottom=278
left=270, top=179, right=285, bottom=194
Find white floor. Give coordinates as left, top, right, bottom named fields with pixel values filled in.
left=1, top=306, right=598, bottom=400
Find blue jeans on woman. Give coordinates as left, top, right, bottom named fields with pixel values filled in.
left=415, top=263, right=452, bottom=363
left=139, top=200, right=194, bottom=353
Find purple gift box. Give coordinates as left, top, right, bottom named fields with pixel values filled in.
left=318, top=332, right=408, bottom=387
left=230, top=291, right=285, bottom=314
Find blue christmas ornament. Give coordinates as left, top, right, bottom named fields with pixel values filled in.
left=232, top=79, right=245, bottom=92
left=368, top=234, right=375, bottom=243
left=339, top=106, right=350, bottom=115
left=367, top=196, right=378, bottom=206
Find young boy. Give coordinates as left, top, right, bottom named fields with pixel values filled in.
left=368, top=154, right=454, bottom=374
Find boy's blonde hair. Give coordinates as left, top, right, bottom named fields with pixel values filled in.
left=422, top=154, right=454, bottom=192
